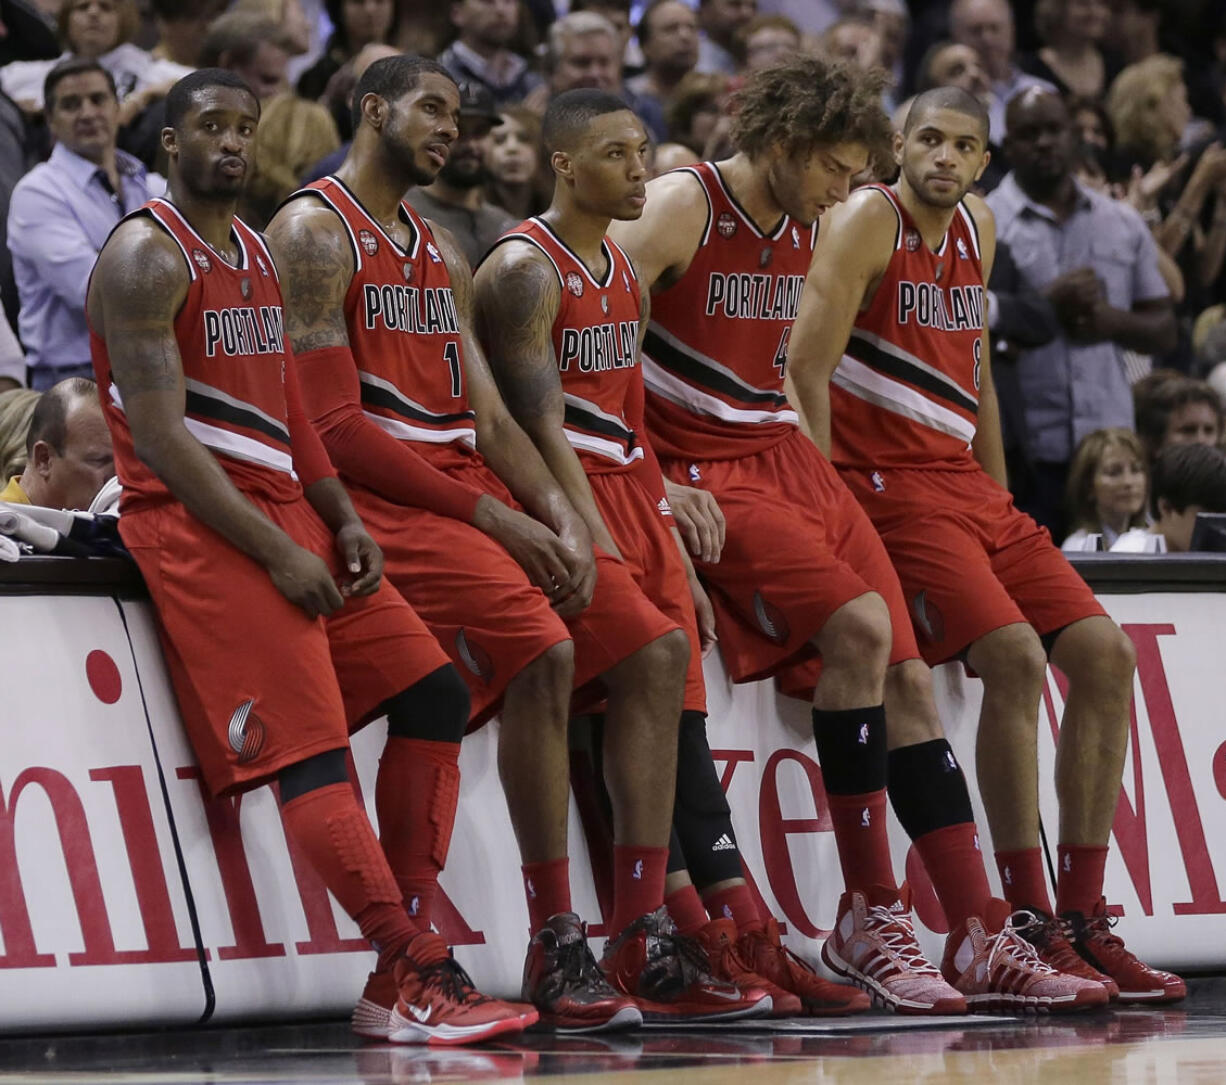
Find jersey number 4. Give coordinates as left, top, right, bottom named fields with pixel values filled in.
left=444, top=341, right=462, bottom=397
left=773, top=327, right=792, bottom=379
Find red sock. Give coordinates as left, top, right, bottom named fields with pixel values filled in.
left=915, top=823, right=992, bottom=929
left=522, top=857, right=572, bottom=932
left=665, top=883, right=709, bottom=935
left=610, top=844, right=668, bottom=936
left=703, top=882, right=762, bottom=931
left=826, top=790, right=895, bottom=892
left=281, top=782, right=415, bottom=968
left=375, top=737, right=460, bottom=930
left=995, top=847, right=1053, bottom=913
left=1055, top=844, right=1108, bottom=917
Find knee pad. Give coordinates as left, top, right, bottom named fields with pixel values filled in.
left=384, top=664, right=470, bottom=743
left=672, top=710, right=743, bottom=889
left=278, top=747, right=350, bottom=805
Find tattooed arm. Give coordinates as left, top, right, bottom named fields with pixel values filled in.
left=435, top=223, right=597, bottom=615
left=475, top=240, right=622, bottom=559
left=89, top=219, right=345, bottom=618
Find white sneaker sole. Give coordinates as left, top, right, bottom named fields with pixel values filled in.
left=386, top=1007, right=528, bottom=1047
left=822, top=942, right=965, bottom=1016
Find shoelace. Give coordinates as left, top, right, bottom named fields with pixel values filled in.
left=864, top=906, right=943, bottom=976
left=986, top=911, right=1060, bottom=977
left=752, top=927, right=815, bottom=978
left=1081, top=909, right=1127, bottom=952
left=556, top=934, right=617, bottom=993
left=420, top=954, right=493, bottom=1007
left=666, top=930, right=721, bottom=983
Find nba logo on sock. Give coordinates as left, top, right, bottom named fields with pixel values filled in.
left=723, top=904, right=733, bottom=919
left=1064, top=853, right=1072, bottom=872
left=973, top=834, right=981, bottom=851
left=1003, top=866, right=1012, bottom=885
left=526, top=878, right=536, bottom=899
left=408, top=895, right=420, bottom=916
left=860, top=807, right=871, bottom=827
left=857, top=722, right=869, bottom=744
left=633, top=859, right=644, bottom=880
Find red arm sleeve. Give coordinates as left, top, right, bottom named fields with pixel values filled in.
left=293, top=346, right=485, bottom=523
left=624, top=368, right=671, bottom=518
left=284, top=349, right=338, bottom=487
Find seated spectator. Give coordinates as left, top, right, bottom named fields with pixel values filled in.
left=1022, top=0, right=1117, bottom=102
left=200, top=11, right=295, bottom=102
left=234, top=0, right=313, bottom=58
left=0, top=387, right=40, bottom=481
left=627, top=1, right=701, bottom=130
left=571, top=0, right=637, bottom=74
left=404, top=81, right=514, bottom=268
left=150, top=0, right=227, bottom=69
left=737, top=14, right=801, bottom=73
left=486, top=107, right=549, bottom=221
left=7, top=60, right=163, bottom=392
left=1070, top=95, right=1113, bottom=154
left=1133, top=370, right=1223, bottom=462
left=820, top=14, right=883, bottom=72
left=894, top=41, right=992, bottom=133
left=1132, top=441, right=1226, bottom=552
left=1, top=0, right=192, bottom=123
left=1061, top=427, right=1149, bottom=551
left=296, top=0, right=397, bottom=102
left=438, top=0, right=542, bottom=107
left=664, top=70, right=729, bottom=155
left=696, top=0, right=757, bottom=75
left=0, top=377, right=112, bottom=509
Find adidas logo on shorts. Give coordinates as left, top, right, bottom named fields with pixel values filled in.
left=712, top=833, right=736, bottom=851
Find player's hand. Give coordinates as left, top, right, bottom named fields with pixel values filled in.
left=267, top=541, right=346, bottom=618
left=688, top=574, right=718, bottom=657
left=552, top=518, right=598, bottom=618
left=334, top=520, right=383, bottom=597
left=665, top=478, right=726, bottom=564
left=474, top=496, right=582, bottom=608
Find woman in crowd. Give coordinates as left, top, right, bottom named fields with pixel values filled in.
left=1024, top=0, right=1117, bottom=101
left=485, top=107, right=550, bottom=222
left=1062, top=428, right=1150, bottom=551
left=296, top=0, right=398, bottom=102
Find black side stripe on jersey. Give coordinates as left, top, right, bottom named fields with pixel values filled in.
left=644, top=327, right=789, bottom=409
left=184, top=385, right=291, bottom=446
left=958, top=201, right=982, bottom=260
left=846, top=330, right=978, bottom=415
left=563, top=397, right=636, bottom=450
left=867, top=185, right=903, bottom=251
left=359, top=373, right=476, bottom=426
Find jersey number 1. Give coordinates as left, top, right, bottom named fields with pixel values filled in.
left=444, top=341, right=462, bottom=397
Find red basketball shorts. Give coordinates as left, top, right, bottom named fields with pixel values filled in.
left=590, top=470, right=705, bottom=714
left=659, top=428, right=919, bottom=689
left=120, top=496, right=448, bottom=797
left=351, top=456, right=679, bottom=725
left=839, top=464, right=1107, bottom=665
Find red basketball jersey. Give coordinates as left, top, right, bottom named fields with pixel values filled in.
left=302, top=176, right=476, bottom=467
left=91, top=197, right=300, bottom=510
left=491, top=217, right=644, bottom=476
left=643, top=162, right=813, bottom=461
left=829, top=184, right=986, bottom=472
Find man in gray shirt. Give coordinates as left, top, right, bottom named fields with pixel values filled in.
left=405, top=81, right=513, bottom=268
left=987, top=88, right=1175, bottom=534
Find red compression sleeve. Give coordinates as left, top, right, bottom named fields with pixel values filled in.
left=284, top=349, right=337, bottom=487
left=624, top=370, right=671, bottom=517
left=294, top=346, right=485, bottom=523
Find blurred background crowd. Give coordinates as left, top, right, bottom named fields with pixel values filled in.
left=1, top=0, right=1226, bottom=554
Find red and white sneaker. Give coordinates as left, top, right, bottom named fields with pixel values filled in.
left=1017, top=910, right=1119, bottom=1000
left=821, top=884, right=966, bottom=1016
left=600, top=906, right=773, bottom=1023
left=943, top=900, right=1110, bottom=1014
left=1064, top=899, right=1186, bottom=1004
left=522, top=912, right=643, bottom=1033
left=357, top=932, right=536, bottom=1046
left=694, top=918, right=802, bottom=1018
left=736, top=917, right=871, bottom=1017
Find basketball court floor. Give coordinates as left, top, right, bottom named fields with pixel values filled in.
left=0, top=979, right=1221, bottom=1084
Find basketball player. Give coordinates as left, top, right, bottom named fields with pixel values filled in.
left=789, top=85, right=1184, bottom=1004
left=474, top=89, right=874, bottom=1017
left=266, top=56, right=766, bottom=1029
left=87, top=69, right=531, bottom=1045
left=611, top=56, right=1110, bottom=1013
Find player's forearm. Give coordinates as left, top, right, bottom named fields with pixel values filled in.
left=971, top=390, right=1008, bottom=487
left=477, top=412, right=582, bottom=536
left=533, top=432, right=621, bottom=556
left=303, top=476, right=363, bottom=536
left=788, top=367, right=834, bottom=458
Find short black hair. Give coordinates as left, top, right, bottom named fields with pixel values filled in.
left=25, top=378, right=98, bottom=456
left=44, top=58, right=116, bottom=113
left=164, top=68, right=260, bottom=130
left=351, top=54, right=456, bottom=131
left=543, top=88, right=636, bottom=154
left=1151, top=442, right=1226, bottom=517
left=904, top=86, right=990, bottom=143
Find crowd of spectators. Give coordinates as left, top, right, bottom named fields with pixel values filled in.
left=1, top=0, right=1225, bottom=545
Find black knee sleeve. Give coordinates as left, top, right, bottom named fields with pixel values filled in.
left=667, top=826, right=689, bottom=875
left=887, top=739, right=975, bottom=840
left=811, top=705, right=887, bottom=795
left=672, top=710, right=743, bottom=889
left=384, top=664, right=469, bottom=743
left=278, top=747, right=349, bottom=805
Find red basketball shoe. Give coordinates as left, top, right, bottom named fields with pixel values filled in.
left=735, top=918, right=870, bottom=1016
left=1063, top=899, right=1186, bottom=1004
left=694, top=918, right=802, bottom=1017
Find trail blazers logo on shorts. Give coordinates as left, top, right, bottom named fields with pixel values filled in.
left=752, top=590, right=790, bottom=644
left=455, top=628, right=494, bottom=682
left=228, top=698, right=265, bottom=764
left=912, top=590, right=945, bottom=644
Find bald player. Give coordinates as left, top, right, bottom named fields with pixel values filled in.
left=789, top=85, right=1182, bottom=1004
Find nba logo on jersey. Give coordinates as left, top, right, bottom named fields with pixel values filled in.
left=601, top=294, right=609, bottom=314
left=566, top=271, right=584, bottom=297
left=240, top=277, right=251, bottom=299
left=622, top=269, right=631, bottom=292
left=904, top=229, right=921, bottom=253
left=716, top=211, right=737, bottom=239
left=791, top=225, right=800, bottom=248
left=871, top=470, right=886, bottom=492
left=255, top=254, right=269, bottom=277
left=192, top=248, right=212, bottom=274
left=359, top=229, right=379, bottom=256
left=426, top=241, right=442, bottom=263
left=957, top=237, right=969, bottom=259
left=402, top=262, right=414, bottom=283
